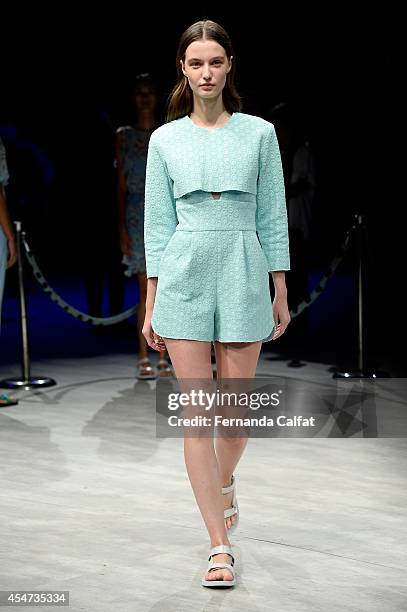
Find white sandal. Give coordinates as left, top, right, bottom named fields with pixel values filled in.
left=201, top=544, right=236, bottom=587
left=222, top=474, right=239, bottom=533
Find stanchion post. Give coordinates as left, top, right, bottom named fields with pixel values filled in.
left=0, top=221, right=56, bottom=389
left=333, top=213, right=389, bottom=379
left=357, top=214, right=364, bottom=373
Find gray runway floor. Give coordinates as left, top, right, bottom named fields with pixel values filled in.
left=0, top=353, right=406, bottom=611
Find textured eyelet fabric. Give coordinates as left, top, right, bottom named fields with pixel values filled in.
left=144, top=113, right=290, bottom=343
left=151, top=192, right=275, bottom=342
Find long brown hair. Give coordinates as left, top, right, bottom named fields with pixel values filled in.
left=165, top=19, right=242, bottom=123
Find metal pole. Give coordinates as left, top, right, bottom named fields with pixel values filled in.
left=0, top=221, right=56, bottom=389
left=17, top=222, right=31, bottom=380
left=334, top=213, right=388, bottom=379
left=358, top=214, right=364, bottom=372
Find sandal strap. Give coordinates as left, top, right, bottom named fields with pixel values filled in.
left=223, top=506, right=238, bottom=519
left=137, top=359, right=154, bottom=369
left=209, top=544, right=234, bottom=561
left=207, top=562, right=235, bottom=576
left=210, top=544, right=232, bottom=555
left=222, top=475, right=238, bottom=521
left=221, top=475, right=235, bottom=495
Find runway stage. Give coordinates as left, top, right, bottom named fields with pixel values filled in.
left=0, top=353, right=406, bottom=611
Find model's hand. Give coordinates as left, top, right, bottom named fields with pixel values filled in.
left=143, top=317, right=166, bottom=351
left=6, top=237, right=17, bottom=268
left=272, top=295, right=291, bottom=340
left=119, top=227, right=132, bottom=257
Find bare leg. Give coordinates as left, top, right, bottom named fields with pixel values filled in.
left=163, top=337, right=233, bottom=582
left=213, top=340, right=262, bottom=529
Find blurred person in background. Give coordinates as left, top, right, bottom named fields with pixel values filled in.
left=0, top=135, right=18, bottom=406
left=116, top=73, right=173, bottom=379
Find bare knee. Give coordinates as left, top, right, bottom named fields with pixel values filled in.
left=216, top=435, right=247, bottom=447
left=184, top=436, right=214, bottom=451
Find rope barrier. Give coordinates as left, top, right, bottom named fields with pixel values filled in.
left=22, top=235, right=137, bottom=326
left=289, top=223, right=355, bottom=318
left=22, top=222, right=356, bottom=325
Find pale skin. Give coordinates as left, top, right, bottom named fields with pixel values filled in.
left=143, top=39, right=290, bottom=582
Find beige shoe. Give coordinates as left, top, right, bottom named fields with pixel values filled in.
left=157, top=358, right=174, bottom=378
left=201, top=544, right=236, bottom=587
left=222, top=474, right=239, bottom=533
left=136, top=358, right=157, bottom=380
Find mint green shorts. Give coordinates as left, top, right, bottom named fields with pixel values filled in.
left=151, top=191, right=274, bottom=343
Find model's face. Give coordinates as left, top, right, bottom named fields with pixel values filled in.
left=181, top=39, right=232, bottom=100
left=132, top=84, right=157, bottom=110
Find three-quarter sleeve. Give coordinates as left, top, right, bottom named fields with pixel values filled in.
left=144, top=135, right=178, bottom=278
left=256, top=125, right=290, bottom=271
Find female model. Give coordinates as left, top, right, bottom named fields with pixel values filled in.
left=143, top=20, right=290, bottom=587
left=116, top=74, right=173, bottom=379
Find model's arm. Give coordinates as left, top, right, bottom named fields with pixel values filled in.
left=271, top=271, right=287, bottom=297
left=0, top=185, right=17, bottom=268
left=256, top=124, right=291, bottom=272
left=115, top=129, right=132, bottom=256
left=143, top=136, right=178, bottom=279
left=143, top=135, right=178, bottom=349
left=145, top=277, right=158, bottom=315
left=256, top=124, right=291, bottom=338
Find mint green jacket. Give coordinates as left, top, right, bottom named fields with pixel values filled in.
left=144, top=112, right=290, bottom=278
